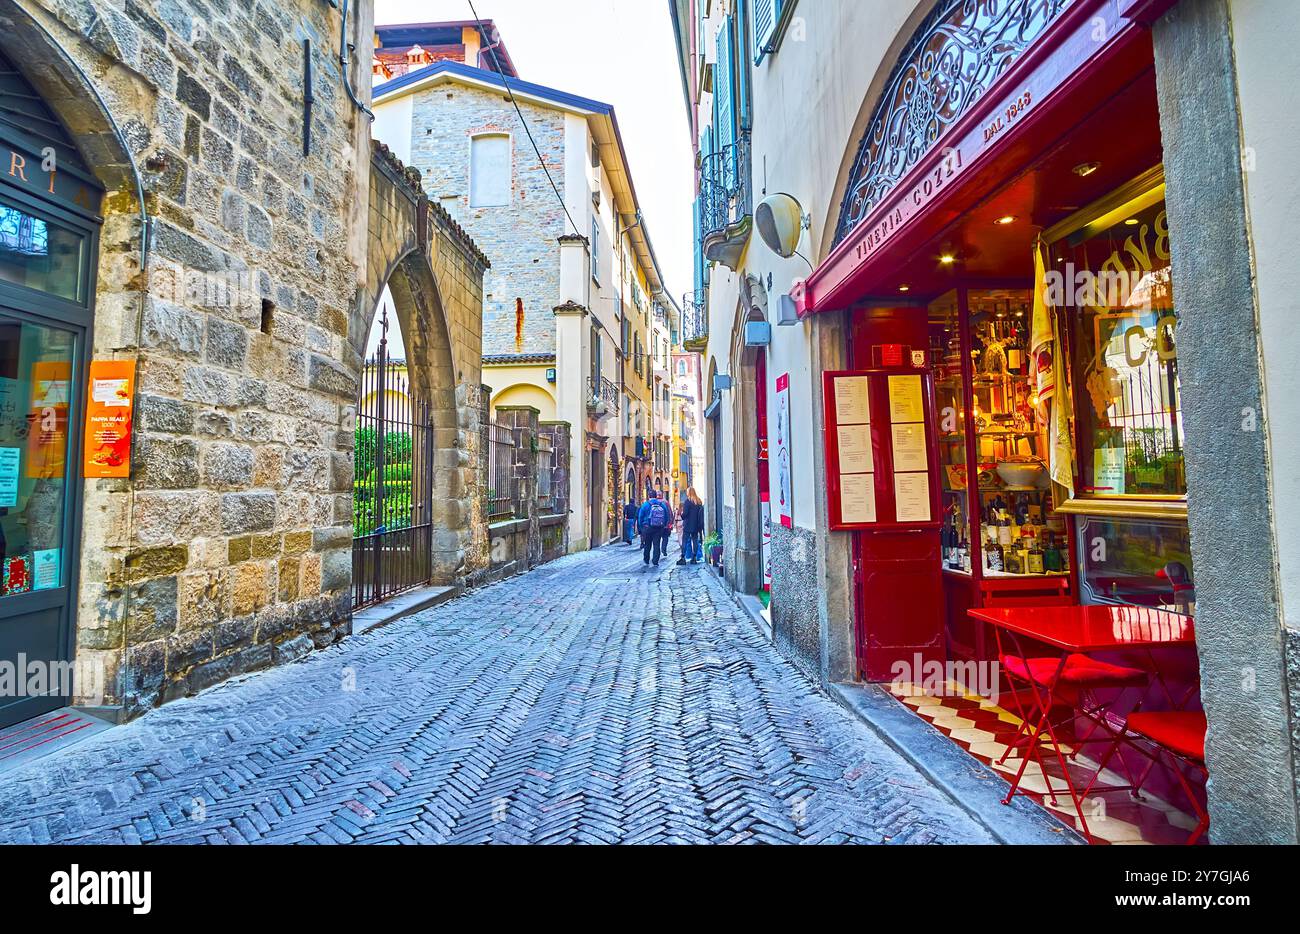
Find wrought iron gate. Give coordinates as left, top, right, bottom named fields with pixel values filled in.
left=352, top=309, right=435, bottom=609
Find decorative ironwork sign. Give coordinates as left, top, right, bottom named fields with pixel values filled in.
left=834, top=0, right=1070, bottom=244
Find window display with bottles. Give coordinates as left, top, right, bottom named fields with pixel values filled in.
left=929, top=289, right=1071, bottom=585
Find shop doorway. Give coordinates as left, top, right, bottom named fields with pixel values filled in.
left=0, top=51, right=103, bottom=729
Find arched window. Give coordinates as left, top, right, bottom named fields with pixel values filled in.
left=834, top=0, right=1068, bottom=243
left=469, top=133, right=510, bottom=207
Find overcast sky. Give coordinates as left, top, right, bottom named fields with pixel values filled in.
left=373, top=0, right=694, bottom=303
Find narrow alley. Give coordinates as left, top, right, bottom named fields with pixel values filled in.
left=0, top=547, right=993, bottom=845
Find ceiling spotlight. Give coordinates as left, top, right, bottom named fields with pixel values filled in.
left=994, top=215, right=1017, bottom=225
left=1072, top=161, right=1101, bottom=177
left=898, top=284, right=910, bottom=292
left=1124, top=218, right=1139, bottom=225
left=939, top=253, right=956, bottom=265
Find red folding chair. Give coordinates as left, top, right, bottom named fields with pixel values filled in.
left=995, top=631, right=1148, bottom=839
left=1090, top=710, right=1209, bottom=845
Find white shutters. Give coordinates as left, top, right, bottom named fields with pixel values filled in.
left=469, top=134, right=510, bottom=207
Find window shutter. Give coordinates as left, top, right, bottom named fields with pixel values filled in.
left=753, top=0, right=780, bottom=64
left=714, top=17, right=735, bottom=149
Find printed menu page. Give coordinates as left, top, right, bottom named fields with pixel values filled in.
left=836, top=424, right=874, bottom=474
left=890, top=422, right=928, bottom=473
left=833, top=375, right=871, bottom=424
left=894, top=472, right=931, bottom=523
left=887, top=374, right=925, bottom=424
left=840, top=473, right=877, bottom=524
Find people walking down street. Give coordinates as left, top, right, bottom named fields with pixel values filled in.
left=637, top=492, right=674, bottom=566
left=622, top=499, right=637, bottom=544
left=679, top=487, right=705, bottom=565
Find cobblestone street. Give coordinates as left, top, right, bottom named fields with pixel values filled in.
left=0, top=546, right=993, bottom=844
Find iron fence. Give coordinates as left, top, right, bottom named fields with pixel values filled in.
left=487, top=422, right=516, bottom=519
left=536, top=436, right=555, bottom=512
left=352, top=331, right=434, bottom=610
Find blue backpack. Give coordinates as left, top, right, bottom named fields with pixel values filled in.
left=646, top=500, right=669, bottom=529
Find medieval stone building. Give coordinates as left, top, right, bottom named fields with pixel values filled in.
left=0, top=0, right=486, bottom=730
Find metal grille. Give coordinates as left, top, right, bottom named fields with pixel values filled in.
left=487, top=423, right=516, bottom=519
left=536, top=436, right=555, bottom=512
left=833, top=0, right=1069, bottom=243
left=700, top=137, right=751, bottom=241
left=352, top=311, right=435, bottom=610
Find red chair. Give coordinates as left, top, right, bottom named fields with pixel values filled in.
left=995, top=640, right=1148, bottom=839
left=1100, top=711, right=1209, bottom=845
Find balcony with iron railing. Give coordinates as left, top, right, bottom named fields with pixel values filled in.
left=682, top=290, right=707, bottom=353
left=700, top=135, right=752, bottom=271
left=586, top=375, right=619, bottom=419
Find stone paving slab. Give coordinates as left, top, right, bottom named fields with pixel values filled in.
left=0, top=545, right=997, bottom=844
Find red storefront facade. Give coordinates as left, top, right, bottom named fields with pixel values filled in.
left=798, top=0, right=1248, bottom=843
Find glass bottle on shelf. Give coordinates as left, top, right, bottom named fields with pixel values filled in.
left=985, top=526, right=1004, bottom=572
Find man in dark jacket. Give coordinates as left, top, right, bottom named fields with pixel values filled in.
left=622, top=500, right=637, bottom=544
left=636, top=494, right=674, bottom=566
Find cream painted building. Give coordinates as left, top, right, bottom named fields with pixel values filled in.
left=369, top=21, right=676, bottom=550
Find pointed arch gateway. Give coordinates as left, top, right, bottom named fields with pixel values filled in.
left=352, top=143, right=489, bottom=606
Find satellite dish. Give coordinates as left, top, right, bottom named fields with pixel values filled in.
left=755, top=192, right=806, bottom=258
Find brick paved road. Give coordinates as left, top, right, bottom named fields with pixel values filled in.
left=0, top=546, right=994, bottom=844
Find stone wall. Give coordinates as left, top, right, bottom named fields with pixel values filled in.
left=407, top=82, right=565, bottom=356
left=480, top=410, right=571, bottom=583
left=1, top=0, right=380, bottom=715
left=769, top=522, right=821, bottom=685
left=0, top=0, right=482, bottom=721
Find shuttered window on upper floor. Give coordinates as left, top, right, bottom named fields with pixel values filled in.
left=753, top=0, right=791, bottom=65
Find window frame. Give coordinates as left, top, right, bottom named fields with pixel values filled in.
left=1045, top=166, right=1186, bottom=522
left=468, top=132, right=511, bottom=209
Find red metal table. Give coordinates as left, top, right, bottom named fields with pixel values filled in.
left=968, top=604, right=1196, bottom=838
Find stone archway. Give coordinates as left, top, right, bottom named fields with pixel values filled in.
left=728, top=302, right=766, bottom=595
left=355, top=142, right=490, bottom=586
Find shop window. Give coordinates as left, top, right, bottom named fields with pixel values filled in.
left=1053, top=184, right=1184, bottom=502
left=1075, top=515, right=1194, bottom=616
left=469, top=134, right=510, bottom=207
left=0, top=201, right=85, bottom=302
left=0, top=316, right=76, bottom=597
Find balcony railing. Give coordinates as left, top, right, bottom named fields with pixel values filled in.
left=586, top=375, right=619, bottom=417
left=700, top=136, right=752, bottom=270
left=682, top=290, right=707, bottom=352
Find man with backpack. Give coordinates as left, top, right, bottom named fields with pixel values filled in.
left=637, top=492, right=674, bottom=566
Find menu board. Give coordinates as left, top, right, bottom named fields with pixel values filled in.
left=830, top=374, right=874, bottom=525
left=824, top=369, right=937, bottom=530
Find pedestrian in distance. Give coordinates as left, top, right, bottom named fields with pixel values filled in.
left=678, top=487, right=705, bottom=565
left=637, top=491, right=674, bottom=567
left=622, top=499, right=637, bottom=544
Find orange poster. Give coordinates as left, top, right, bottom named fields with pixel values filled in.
left=83, top=359, right=135, bottom=478
left=27, top=360, right=71, bottom=478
